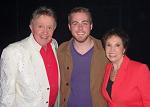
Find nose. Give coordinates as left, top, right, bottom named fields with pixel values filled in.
left=43, top=27, right=48, bottom=34
left=110, top=46, right=115, bottom=52
left=78, top=23, right=83, bottom=30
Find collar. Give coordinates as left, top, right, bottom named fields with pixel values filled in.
left=29, top=33, right=42, bottom=52
left=108, top=55, right=130, bottom=72
left=29, top=33, right=53, bottom=52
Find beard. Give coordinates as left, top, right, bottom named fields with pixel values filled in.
left=73, top=35, right=89, bottom=43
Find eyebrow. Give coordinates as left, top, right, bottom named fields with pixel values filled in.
left=71, top=20, right=90, bottom=23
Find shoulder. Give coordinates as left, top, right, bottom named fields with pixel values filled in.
left=2, top=42, right=22, bottom=55
left=57, top=41, right=70, bottom=63
left=128, top=58, right=149, bottom=72
left=91, top=36, right=106, bottom=56
left=58, top=41, right=70, bottom=53
left=1, top=37, right=29, bottom=58
left=52, top=38, right=58, bottom=48
left=90, top=36, right=103, bottom=49
left=128, top=59, right=150, bottom=83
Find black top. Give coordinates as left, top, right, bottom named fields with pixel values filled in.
left=106, top=78, right=113, bottom=98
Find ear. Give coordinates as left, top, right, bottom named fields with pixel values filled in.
left=53, top=22, right=57, bottom=30
left=29, top=24, right=32, bottom=31
left=123, top=49, right=126, bottom=54
left=29, top=24, right=33, bottom=33
left=29, top=20, right=33, bottom=31
left=68, top=24, right=71, bottom=31
left=90, top=23, right=93, bottom=30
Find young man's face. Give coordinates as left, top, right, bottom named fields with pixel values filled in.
left=30, top=15, right=56, bottom=47
left=68, top=12, right=93, bottom=43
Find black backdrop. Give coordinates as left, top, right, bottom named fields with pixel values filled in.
left=0, top=0, right=150, bottom=68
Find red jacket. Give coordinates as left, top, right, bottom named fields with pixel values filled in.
left=102, top=56, right=150, bottom=107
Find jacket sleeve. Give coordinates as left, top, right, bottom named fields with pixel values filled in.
left=138, top=64, right=150, bottom=106
left=0, top=47, right=18, bottom=107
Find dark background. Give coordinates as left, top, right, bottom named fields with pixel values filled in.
left=0, top=0, right=150, bottom=68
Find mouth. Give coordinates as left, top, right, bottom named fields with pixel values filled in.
left=77, top=33, right=84, bottom=35
left=108, top=53, right=116, bottom=57
left=41, top=36, right=49, bottom=39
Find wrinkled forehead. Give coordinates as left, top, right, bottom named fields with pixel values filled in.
left=30, top=15, right=57, bottom=27
left=32, top=14, right=55, bottom=22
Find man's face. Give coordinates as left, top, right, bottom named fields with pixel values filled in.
left=68, top=12, right=92, bottom=43
left=30, top=15, right=56, bottom=47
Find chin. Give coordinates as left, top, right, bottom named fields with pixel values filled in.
left=108, top=58, right=116, bottom=63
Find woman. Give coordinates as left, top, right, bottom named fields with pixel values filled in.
left=101, top=28, right=150, bottom=107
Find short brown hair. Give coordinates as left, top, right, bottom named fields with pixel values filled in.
left=68, top=7, right=92, bottom=24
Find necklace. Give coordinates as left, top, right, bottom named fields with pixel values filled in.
left=110, top=68, right=118, bottom=81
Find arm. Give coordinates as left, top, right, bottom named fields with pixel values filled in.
left=0, top=47, right=18, bottom=107
left=138, top=64, right=150, bottom=106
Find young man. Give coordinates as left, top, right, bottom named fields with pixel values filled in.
left=0, top=6, right=60, bottom=107
left=57, top=7, right=108, bottom=107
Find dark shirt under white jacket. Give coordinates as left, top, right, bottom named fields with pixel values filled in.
left=0, top=34, right=60, bottom=107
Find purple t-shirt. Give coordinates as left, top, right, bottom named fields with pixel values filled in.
left=67, top=42, right=93, bottom=107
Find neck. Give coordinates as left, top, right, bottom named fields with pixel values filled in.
left=73, top=37, right=94, bottom=55
left=112, top=56, right=124, bottom=72
left=42, top=44, right=48, bottom=51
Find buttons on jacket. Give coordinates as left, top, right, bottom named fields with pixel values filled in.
left=67, top=66, right=69, bottom=70
left=66, top=82, right=69, bottom=86
left=46, top=88, right=50, bottom=105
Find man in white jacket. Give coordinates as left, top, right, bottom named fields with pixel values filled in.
left=0, top=6, right=60, bottom=107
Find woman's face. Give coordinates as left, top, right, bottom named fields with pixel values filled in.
left=105, top=35, right=125, bottom=64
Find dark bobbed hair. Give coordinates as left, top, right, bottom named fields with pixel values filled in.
left=68, top=7, right=93, bottom=24
left=102, top=28, right=129, bottom=54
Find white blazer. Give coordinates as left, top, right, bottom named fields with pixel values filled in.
left=0, top=34, right=60, bottom=107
